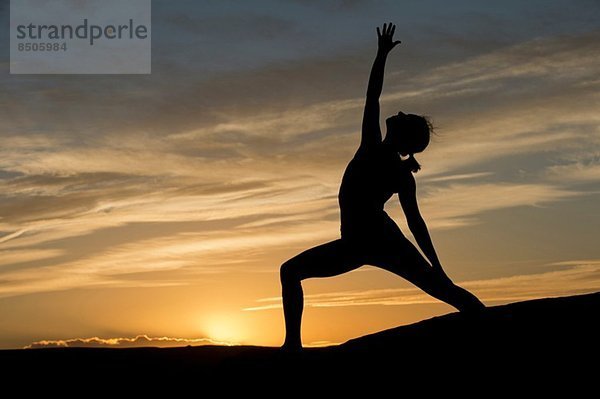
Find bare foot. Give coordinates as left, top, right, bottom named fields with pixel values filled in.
left=281, top=342, right=303, bottom=353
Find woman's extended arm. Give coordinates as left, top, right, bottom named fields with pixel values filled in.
left=360, top=23, right=401, bottom=150
left=398, top=173, right=450, bottom=278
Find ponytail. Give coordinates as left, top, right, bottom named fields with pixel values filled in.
left=405, top=153, right=421, bottom=173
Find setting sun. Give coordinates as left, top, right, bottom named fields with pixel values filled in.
left=202, top=314, right=245, bottom=345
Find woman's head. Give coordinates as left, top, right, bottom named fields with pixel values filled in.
left=384, top=112, right=432, bottom=172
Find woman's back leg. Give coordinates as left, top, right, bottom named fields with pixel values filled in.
left=371, top=238, right=485, bottom=313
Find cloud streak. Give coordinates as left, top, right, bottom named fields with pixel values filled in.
left=0, top=178, right=579, bottom=297
left=25, top=334, right=235, bottom=349
left=245, top=259, right=600, bottom=310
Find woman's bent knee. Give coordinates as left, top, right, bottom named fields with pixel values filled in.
left=280, top=259, right=299, bottom=285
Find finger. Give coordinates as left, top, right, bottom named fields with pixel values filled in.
left=382, top=23, right=387, bottom=34
left=390, top=24, right=396, bottom=37
left=393, top=40, right=401, bottom=47
left=376, top=26, right=381, bottom=38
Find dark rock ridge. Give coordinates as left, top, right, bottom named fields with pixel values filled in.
left=1, top=292, right=598, bottom=387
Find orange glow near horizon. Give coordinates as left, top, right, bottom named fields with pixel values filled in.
left=201, top=313, right=247, bottom=345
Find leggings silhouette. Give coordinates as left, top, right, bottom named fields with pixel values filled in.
left=281, top=23, right=484, bottom=350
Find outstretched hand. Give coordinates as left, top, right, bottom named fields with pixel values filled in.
left=377, top=23, right=401, bottom=55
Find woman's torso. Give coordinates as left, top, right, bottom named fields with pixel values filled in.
left=338, top=142, right=409, bottom=241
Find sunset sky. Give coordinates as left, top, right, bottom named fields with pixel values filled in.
left=1, top=0, right=599, bottom=349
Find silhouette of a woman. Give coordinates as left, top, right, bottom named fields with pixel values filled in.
left=280, top=23, right=485, bottom=350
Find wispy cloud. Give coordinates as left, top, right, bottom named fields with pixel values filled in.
left=0, top=248, right=63, bottom=267
left=0, top=29, right=598, bottom=300
left=415, top=182, right=580, bottom=229
left=244, top=259, right=600, bottom=310
left=25, top=334, right=236, bottom=349
left=0, top=179, right=577, bottom=297
left=423, top=172, right=494, bottom=183
left=545, top=157, right=600, bottom=183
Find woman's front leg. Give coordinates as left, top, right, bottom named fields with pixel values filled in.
left=279, top=239, right=364, bottom=350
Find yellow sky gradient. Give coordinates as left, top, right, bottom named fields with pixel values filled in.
left=1, top=1, right=599, bottom=348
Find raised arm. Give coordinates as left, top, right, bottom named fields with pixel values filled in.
left=360, top=23, right=401, bottom=150
left=398, top=173, right=450, bottom=279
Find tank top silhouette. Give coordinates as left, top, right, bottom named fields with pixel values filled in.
left=338, top=142, right=409, bottom=241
